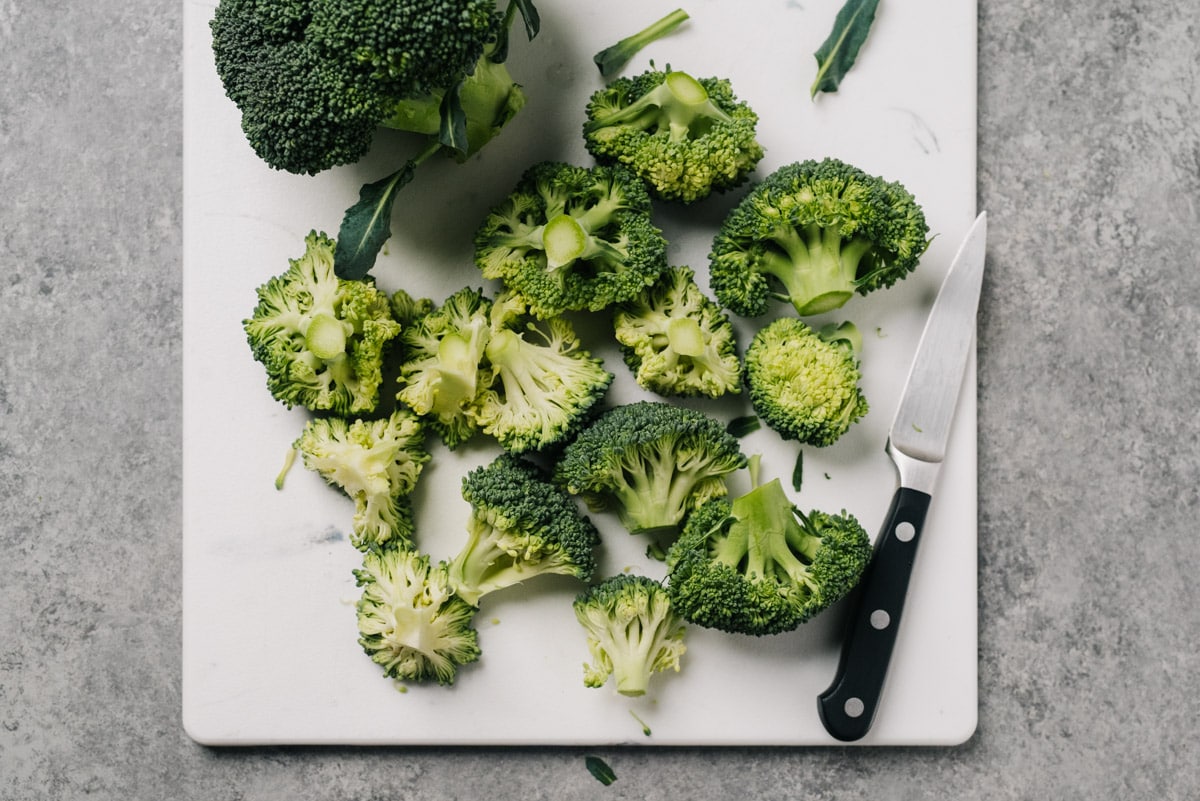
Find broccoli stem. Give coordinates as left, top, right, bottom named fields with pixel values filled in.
left=583, top=70, right=732, bottom=143
left=304, top=313, right=348, bottom=360
left=760, top=224, right=875, bottom=315
left=714, top=478, right=813, bottom=585
left=542, top=214, right=588, bottom=269
left=666, top=316, right=706, bottom=357
left=593, top=8, right=690, bottom=78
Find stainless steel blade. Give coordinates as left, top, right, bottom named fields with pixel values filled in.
left=888, top=212, right=987, bottom=464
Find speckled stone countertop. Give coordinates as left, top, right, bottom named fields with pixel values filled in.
left=2, top=1, right=1198, bottom=798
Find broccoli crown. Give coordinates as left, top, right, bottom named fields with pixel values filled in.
left=294, top=409, right=429, bottom=550
left=449, top=454, right=601, bottom=606
left=471, top=293, right=613, bottom=454
left=553, top=401, right=747, bottom=536
left=583, top=68, right=764, bottom=203
left=612, top=265, right=742, bottom=399
left=395, top=286, right=493, bottom=449
left=709, top=157, right=930, bottom=317
left=573, top=574, right=687, bottom=697
left=354, top=545, right=481, bottom=685
left=744, top=317, right=868, bottom=447
left=473, top=161, right=669, bottom=318
left=665, top=473, right=871, bottom=636
left=210, top=0, right=503, bottom=174
left=243, top=231, right=401, bottom=416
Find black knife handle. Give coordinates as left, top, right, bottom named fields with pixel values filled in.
left=817, top=487, right=931, bottom=742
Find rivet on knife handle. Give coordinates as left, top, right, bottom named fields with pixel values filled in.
left=817, top=486, right=931, bottom=742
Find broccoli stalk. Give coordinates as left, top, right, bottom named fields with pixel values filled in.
left=448, top=454, right=601, bottom=606
left=583, top=68, right=764, bottom=203
left=355, top=546, right=482, bottom=685
left=666, top=456, right=872, bottom=635
left=709, top=157, right=930, bottom=316
left=592, top=8, right=690, bottom=78
left=554, top=401, right=747, bottom=536
left=573, top=574, right=687, bottom=696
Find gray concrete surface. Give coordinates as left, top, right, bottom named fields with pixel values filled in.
left=2, top=1, right=1198, bottom=799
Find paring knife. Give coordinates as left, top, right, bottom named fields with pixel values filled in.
left=817, top=212, right=987, bottom=742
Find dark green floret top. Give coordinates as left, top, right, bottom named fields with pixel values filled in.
left=210, top=0, right=511, bottom=174
left=448, top=453, right=601, bottom=606
left=709, top=157, right=930, bottom=317
left=583, top=67, right=765, bottom=203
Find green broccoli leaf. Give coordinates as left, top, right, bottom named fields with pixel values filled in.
left=334, top=141, right=440, bottom=280
left=585, top=755, right=617, bottom=786
left=810, top=0, right=881, bottom=98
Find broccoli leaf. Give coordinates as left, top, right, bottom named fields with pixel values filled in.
left=334, top=141, right=441, bottom=279
left=792, top=449, right=804, bottom=492
left=810, top=0, right=881, bottom=98
left=438, top=79, right=470, bottom=154
left=585, top=755, right=617, bottom=785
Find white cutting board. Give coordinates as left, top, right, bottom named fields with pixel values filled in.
left=182, top=0, right=978, bottom=746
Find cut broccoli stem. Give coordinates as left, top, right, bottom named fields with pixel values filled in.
left=666, top=316, right=706, bottom=358
left=713, top=476, right=812, bottom=587
left=543, top=213, right=589, bottom=269
left=611, top=442, right=720, bottom=534
left=582, top=70, right=732, bottom=142
left=304, top=313, right=348, bottom=360
left=761, top=224, right=876, bottom=315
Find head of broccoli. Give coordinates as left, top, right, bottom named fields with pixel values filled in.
left=709, top=157, right=930, bottom=317
left=448, top=454, right=601, bottom=607
left=470, top=292, right=613, bottom=455
left=394, top=286, right=493, bottom=449
left=612, top=265, right=742, bottom=399
left=583, top=67, right=764, bottom=203
left=473, top=161, right=669, bottom=318
left=573, top=574, right=687, bottom=697
left=666, top=458, right=872, bottom=636
left=554, top=401, right=747, bottom=536
left=294, top=409, right=430, bottom=550
left=744, top=317, right=868, bottom=448
left=210, top=0, right=524, bottom=174
left=243, top=231, right=401, bottom=416
left=354, top=545, right=482, bottom=685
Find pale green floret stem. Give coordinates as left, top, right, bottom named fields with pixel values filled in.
left=542, top=213, right=589, bottom=270
left=305, top=313, right=349, bottom=360
left=761, top=224, right=874, bottom=315
left=666, top=316, right=706, bottom=358
left=715, top=477, right=813, bottom=587
left=431, top=329, right=486, bottom=415
left=610, top=443, right=714, bottom=534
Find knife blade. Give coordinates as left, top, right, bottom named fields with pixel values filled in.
left=817, top=211, right=987, bottom=742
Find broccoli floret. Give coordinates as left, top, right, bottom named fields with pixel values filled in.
left=354, top=545, right=481, bottom=685
left=583, top=67, right=764, bottom=203
left=592, top=8, right=690, bottom=78
left=210, top=0, right=527, bottom=175
left=473, top=161, right=669, bottom=318
left=395, top=287, right=493, bottom=449
left=665, top=457, right=871, bottom=635
left=744, top=317, right=868, bottom=447
left=448, top=454, right=601, bottom=606
left=573, top=574, right=687, bottom=697
left=243, top=231, right=401, bottom=416
left=709, top=157, right=930, bottom=316
left=554, top=401, right=747, bottom=536
left=294, top=409, right=429, bottom=550
left=472, top=293, right=613, bottom=454
left=612, top=265, right=741, bottom=399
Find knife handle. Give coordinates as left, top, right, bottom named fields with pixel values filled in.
left=817, top=487, right=931, bottom=742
